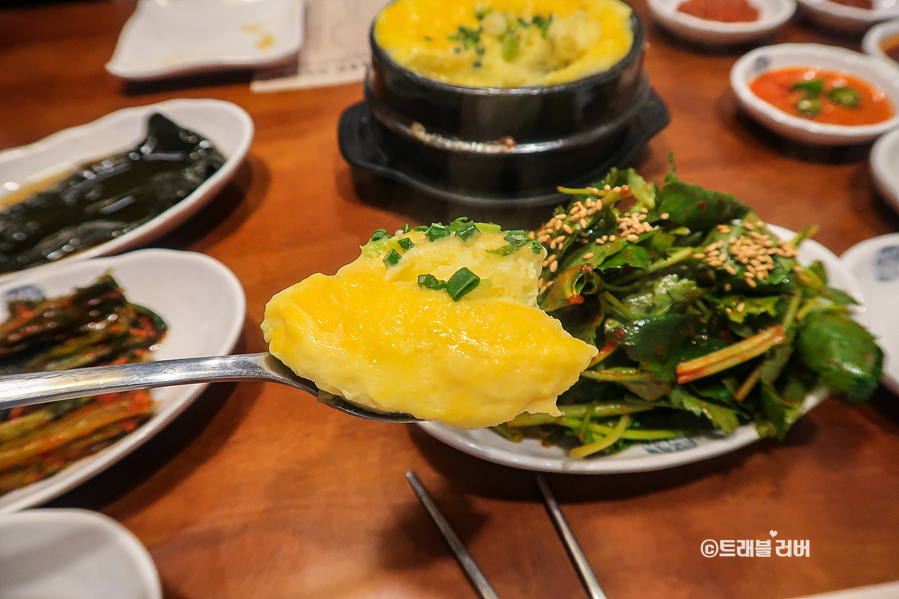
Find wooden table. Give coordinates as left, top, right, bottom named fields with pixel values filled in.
left=2, top=3, right=898, bottom=599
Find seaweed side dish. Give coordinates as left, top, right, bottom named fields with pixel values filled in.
left=0, top=113, right=226, bottom=275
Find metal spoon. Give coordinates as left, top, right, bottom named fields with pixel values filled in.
left=0, top=352, right=419, bottom=423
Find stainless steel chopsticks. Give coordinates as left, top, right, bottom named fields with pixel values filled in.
left=535, top=473, right=609, bottom=599
left=405, top=471, right=608, bottom=599
left=406, top=471, right=502, bottom=599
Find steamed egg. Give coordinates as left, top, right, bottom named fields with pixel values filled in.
left=373, top=0, right=634, bottom=88
left=261, top=221, right=597, bottom=429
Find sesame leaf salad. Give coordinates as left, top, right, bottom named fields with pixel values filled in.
left=492, top=162, right=883, bottom=458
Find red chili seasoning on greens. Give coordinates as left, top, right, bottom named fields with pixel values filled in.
left=676, top=0, right=760, bottom=22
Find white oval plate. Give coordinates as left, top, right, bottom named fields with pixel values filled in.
left=869, top=125, right=899, bottom=212
left=417, top=226, right=865, bottom=473
left=0, top=99, right=254, bottom=284
left=798, top=0, right=899, bottom=34
left=840, top=234, right=899, bottom=395
left=106, top=0, right=304, bottom=81
left=0, top=249, right=245, bottom=514
left=648, top=0, right=795, bottom=46
left=730, top=43, right=899, bottom=146
left=0, top=508, right=162, bottom=599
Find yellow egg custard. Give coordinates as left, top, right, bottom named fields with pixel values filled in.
left=373, top=0, right=634, bottom=88
left=262, top=221, right=597, bottom=428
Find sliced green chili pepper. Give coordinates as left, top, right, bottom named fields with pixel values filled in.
left=827, top=86, right=862, bottom=108
left=795, top=97, right=822, bottom=118
left=791, top=79, right=824, bottom=96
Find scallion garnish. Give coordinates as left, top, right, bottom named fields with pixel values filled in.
left=383, top=249, right=402, bottom=267
left=456, top=222, right=480, bottom=241
left=417, top=274, right=445, bottom=290
left=398, top=237, right=414, bottom=250
left=427, top=224, right=451, bottom=242
left=531, top=14, right=553, bottom=38
left=445, top=267, right=481, bottom=301
left=370, top=229, right=390, bottom=242
left=501, top=29, right=519, bottom=61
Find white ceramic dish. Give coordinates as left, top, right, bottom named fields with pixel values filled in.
left=869, top=125, right=899, bottom=212
left=0, top=99, right=253, bottom=284
left=863, top=18, right=899, bottom=62
left=840, top=234, right=899, bottom=395
left=648, top=0, right=796, bottom=46
left=0, top=508, right=162, bottom=599
left=106, top=0, right=304, bottom=80
left=730, top=43, right=899, bottom=145
left=418, top=226, right=863, bottom=474
left=0, top=249, right=245, bottom=515
left=798, top=0, right=899, bottom=34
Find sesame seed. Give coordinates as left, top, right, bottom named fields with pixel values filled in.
left=583, top=252, right=594, bottom=260
left=661, top=213, right=670, bottom=220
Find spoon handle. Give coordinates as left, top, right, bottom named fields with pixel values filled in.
left=0, top=353, right=307, bottom=410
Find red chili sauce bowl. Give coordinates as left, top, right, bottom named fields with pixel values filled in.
left=749, top=67, right=895, bottom=126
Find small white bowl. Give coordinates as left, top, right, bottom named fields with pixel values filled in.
left=870, top=125, right=899, bottom=211
left=863, top=18, right=899, bottom=63
left=730, top=43, right=899, bottom=145
left=648, top=0, right=796, bottom=45
left=0, top=509, right=162, bottom=599
left=798, top=0, right=899, bottom=34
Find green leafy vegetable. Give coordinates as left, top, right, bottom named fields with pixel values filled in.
left=493, top=161, right=884, bottom=457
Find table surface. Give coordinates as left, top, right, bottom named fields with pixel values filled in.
left=2, top=2, right=899, bottom=599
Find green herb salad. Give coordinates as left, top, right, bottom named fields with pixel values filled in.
left=492, top=162, right=883, bottom=458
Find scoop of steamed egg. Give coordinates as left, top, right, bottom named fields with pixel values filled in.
left=261, top=223, right=596, bottom=429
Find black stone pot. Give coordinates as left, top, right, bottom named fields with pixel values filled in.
left=349, top=7, right=666, bottom=203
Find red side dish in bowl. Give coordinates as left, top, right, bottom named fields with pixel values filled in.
left=676, top=0, right=760, bottom=22
left=749, top=67, right=894, bottom=126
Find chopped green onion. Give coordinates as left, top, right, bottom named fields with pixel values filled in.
left=445, top=267, right=480, bottom=301
left=426, top=224, right=451, bottom=242
left=417, top=274, right=445, bottom=290
left=791, top=79, right=824, bottom=96
left=474, top=5, right=493, bottom=19
left=501, top=30, right=519, bottom=61
left=398, top=237, right=414, bottom=250
left=827, top=86, right=861, bottom=108
left=383, top=249, right=402, bottom=267
left=531, top=14, right=553, bottom=37
left=370, top=229, right=390, bottom=242
left=447, top=25, right=481, bottom=50
left=456, top=222, right=480, bottom=241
